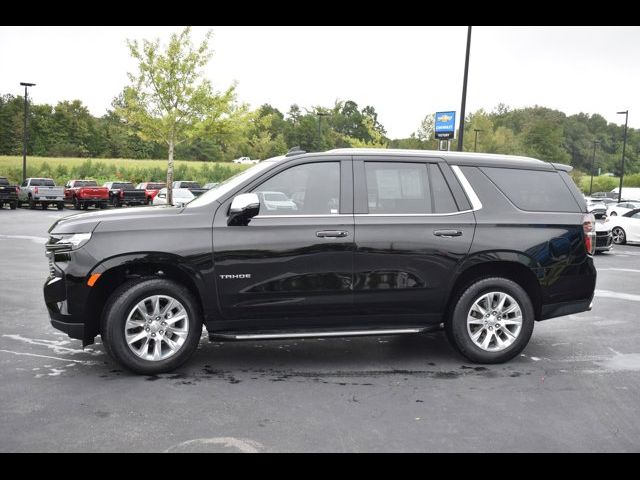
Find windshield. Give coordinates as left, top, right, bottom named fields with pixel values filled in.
left=187, top=160, right=278, bottom=208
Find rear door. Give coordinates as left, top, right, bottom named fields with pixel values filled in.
left=212, top=156, right=355, bottom=329
left=352, top=156, right=475, bottom=324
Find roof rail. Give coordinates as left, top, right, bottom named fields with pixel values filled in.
left=285, top=146, right=306, bottom=157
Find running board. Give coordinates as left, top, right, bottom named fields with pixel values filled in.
left=209, top=328, right=426, bottom=342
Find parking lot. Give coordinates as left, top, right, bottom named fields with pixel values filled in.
left=1, top=206, right=639, bottom=452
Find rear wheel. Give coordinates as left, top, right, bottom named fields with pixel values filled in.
left=612, top=227, right=626, bottom=245
left=28, top=196, right=35, bottom=209
left=101, top=278, right=202, bottom=374
left=9, top=202, right=16, bottom=210
left=57, top=202, right=64, bottom=211
left=41, top=202, right=48, bottom=210
left=73, top=197, right=81, bottom=210
left=446, top=277, right=535, bottom=364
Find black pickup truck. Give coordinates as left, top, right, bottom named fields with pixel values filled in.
left=0, top=176, right=18, bottom=210
left=103, top=182, right=147, bottom=208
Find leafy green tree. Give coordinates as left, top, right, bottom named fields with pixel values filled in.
left=119, top=26, right=237, bottom=203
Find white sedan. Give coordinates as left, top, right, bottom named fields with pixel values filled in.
left=606, top=201, right=640, bottom=217
left=152, top=188, right=195, bottom=208
left=605, top=208, right=640, bottom=244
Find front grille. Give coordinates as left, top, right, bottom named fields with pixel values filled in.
left=596, top=230, right=612, bottom=248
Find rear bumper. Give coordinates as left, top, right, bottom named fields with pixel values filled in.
left=539, top=297, right=593, bottom=320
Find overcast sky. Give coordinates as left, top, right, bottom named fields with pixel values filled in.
left=1, top=26, right=638, bottom=138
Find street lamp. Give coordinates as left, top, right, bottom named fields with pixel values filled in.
left=617, top=110, right=629, bottom=202
left=457, top=26, right=472, bottom=152
left=473, top=128, right=483, bottom=152
left=20, top=82, right=36, bottom=182
left=589, top=140, right=600, bottom=196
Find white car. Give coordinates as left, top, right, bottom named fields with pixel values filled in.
left=152, top=188, right=195, bottom=208
left=606, top=201, right=640, bottom=217
left=584, top=198, right=608, bottom=219
left=233, top=157, right=259, bottom=165
left=256, top=191, right=298, bottom=212
left=605, top=208, right=640, bottom=244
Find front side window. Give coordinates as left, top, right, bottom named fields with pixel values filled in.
left=365, top=162, right=431, bottom=214
left=253, top=162, right=340, bottom=215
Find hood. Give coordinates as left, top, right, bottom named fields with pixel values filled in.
left=49, top=206, right=184, bottom=234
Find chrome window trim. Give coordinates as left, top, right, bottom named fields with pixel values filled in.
left=254, top=214, right=352, bottom=219
left=354, top=211, right=473, bottom=218
left=451, top=165, right=483, bottom=211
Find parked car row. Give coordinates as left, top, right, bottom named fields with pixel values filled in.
left=0, top=177, right=218, bottom=211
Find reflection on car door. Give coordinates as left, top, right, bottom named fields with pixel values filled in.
left=212, top=157, right=355, bottom=330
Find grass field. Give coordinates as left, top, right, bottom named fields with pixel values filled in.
left=0, top=156, right=247, bottom=186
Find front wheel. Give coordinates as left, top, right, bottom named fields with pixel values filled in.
left=445, top=277, right=535, bottom=364
left=41, top=202, right=48, bottom=210
left=101, top=278, right=202, bottom=374
left=9, top=202, right=17, bottom=210
left=57, top=202, right=64, bottom=211
left=612, top=227, right=626, bottom=245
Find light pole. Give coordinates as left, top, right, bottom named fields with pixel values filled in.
left=457, top=26, right=472, bottom=151
left=316, top=112, right=330, bottom=149
left=473, top=128, right=483, bottom=152
left=20, top=82, right=36, bottom=182
left=617, top=110, right=629, bottom=202
left=589, top=140, right=600, bottom=196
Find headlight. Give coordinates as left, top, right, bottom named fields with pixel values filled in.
left=47, top=233, right=92, bottom=252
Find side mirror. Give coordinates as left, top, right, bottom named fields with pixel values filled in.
left=228, top=193, right=260, bottom=226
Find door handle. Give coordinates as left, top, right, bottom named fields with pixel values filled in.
left=316, top=230, right=349, bottom=238
left=433, top=229, right=463, bottom=238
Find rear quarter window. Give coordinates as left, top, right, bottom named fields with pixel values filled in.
left=481, top=167, right=581, bottom=212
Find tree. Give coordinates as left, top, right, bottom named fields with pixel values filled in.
left=119, top=26, right=236, bottom=203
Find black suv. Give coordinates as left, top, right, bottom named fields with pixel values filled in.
left=44, top=149, right=596, bottom=374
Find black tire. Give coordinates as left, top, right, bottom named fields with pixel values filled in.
left=112, top=196, right=121, bottom=208
left=610, top=212, right=617, bottom=216
left=445, top=277, right=535, bottom=364
left=17, top=201, right=22, bottom=208
left=82, top=203, right=89, bottom=210
left=612, top=227, right=626, bottom=245
left=28, top=196, right=35, bottom=209
left=9, top=202, right=17, bottom=210
left=57, top=202, right=64, bottom=211
left=41, top=202, right=48, bottom=210
left=73, top=197, right=81, bottom=210
left=98, top=203, right=107, bottom=209
left=101, top=278, right=202, bottom=375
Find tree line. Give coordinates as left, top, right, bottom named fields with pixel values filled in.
left=1, top=94, right=636, bottom=176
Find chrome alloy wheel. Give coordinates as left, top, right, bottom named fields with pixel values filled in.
left=124, top=295, right=189, bottom=361
left=467, top=291, right=523, bottom=352
left=612, top=227, right=625, bottom=244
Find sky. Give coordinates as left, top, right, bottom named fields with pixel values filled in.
left=1, top=26, right=638, bottom=138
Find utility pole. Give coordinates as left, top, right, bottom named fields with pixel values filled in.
left=20, top=82, right=36, bottom=182
left=457, top=26, right=472, bottom=151
left=473, top=128, right=483, bottom=152
left=617, top=110, right=629, bottom=202
left=589, top=140, right=600, bottom=196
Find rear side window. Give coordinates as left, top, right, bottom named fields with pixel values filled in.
left=429, top=164, right=458, bottom=213
left=365, top=162, right=431, bottom=214
left=481, top=167, right=581, bottom=212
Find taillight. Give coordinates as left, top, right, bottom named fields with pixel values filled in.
left=583, top=213, right=596, bottom=255
left=34, top=186, right=39, bottom=194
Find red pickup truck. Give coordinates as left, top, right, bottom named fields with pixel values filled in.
left=64, top=180, right=109, bottom=210
left=136, top=182, right=166, bottom=205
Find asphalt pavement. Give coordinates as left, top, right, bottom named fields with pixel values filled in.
left=1, top=206, right=639, bottom=452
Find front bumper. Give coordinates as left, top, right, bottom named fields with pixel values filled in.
left=596, top=231, right=613, bottom=251
left=43, top=274, right=85, bottom=341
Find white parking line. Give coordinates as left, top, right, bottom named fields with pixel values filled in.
left=598, top=268, right=640, bottom=273
left=0, top=349, right=98, bottom=365
left=0, top=234, right=47, bottom=244
left=595, top=289, right=640, bottom=302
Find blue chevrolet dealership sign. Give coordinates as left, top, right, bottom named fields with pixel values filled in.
left=435, top=111, right=456, bottom=139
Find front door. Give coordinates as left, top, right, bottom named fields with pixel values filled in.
left=212, top=158, right=354, bottom=330
left=352, top=158, right=475, bottom=324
